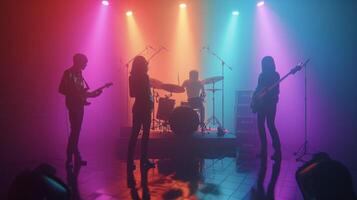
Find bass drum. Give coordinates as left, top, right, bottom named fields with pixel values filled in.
left=157, top=97, right=176, bottom=121
left=169, top=106, right=199, bottom=135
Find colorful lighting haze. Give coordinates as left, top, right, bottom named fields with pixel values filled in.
left=68, top=0, right=338, bottom=162
left=7, top=1, right=357, bottom=200
left=171, top=1, right=200, bottom=104
left=254, top=3, right=305, bottom=153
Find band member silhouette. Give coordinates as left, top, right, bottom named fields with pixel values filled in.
left=127, top=56, right=155, bottom=188
left=59, top=53, right=102, bottom=167
left=253, top=56, right=281, bottom=161
left=182, top=70, right=206, bottom=131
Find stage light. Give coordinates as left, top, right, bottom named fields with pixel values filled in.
left=101, top=0, right=109, bottom=6
left=179, top=3, right=187, bottom=9
left=126, top=11, right=133, bottom=16
left=232, top=11, right=239, bottom=16
left=257, top=1, right=265, bottom=7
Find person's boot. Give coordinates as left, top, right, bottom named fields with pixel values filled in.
left=200, top=122, right=206, bottom=133
left=127, top=172, right=136, bottom=188
left=271, top=150, right=282, bottom=161
left=66, top=154, right=73, bottom=169
left=75, top=152, right=87, bottom=166
left=127, top=162, right=136, bottom=171
left=141, top=159, right=155, bottom=170
left=142, top=186, right=150, bottom=200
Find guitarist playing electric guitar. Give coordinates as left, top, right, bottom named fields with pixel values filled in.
left=251, top=56, right=309, bottom=163
left=59, top=53, right=112, bottom=168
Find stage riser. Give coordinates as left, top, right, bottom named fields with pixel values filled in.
left=119, top=127, right=236, bottom=160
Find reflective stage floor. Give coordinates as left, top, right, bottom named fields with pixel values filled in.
left=3, top=130, right=357, bottom=200
left=59, top=157, right=304, bottom=200
left=4, top=151, right=357, bottom=200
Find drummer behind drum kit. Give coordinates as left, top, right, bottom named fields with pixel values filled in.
left=149, top=76, right=224, bottom=133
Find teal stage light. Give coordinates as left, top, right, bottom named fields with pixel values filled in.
left=232, top=11, right=239, bottom=16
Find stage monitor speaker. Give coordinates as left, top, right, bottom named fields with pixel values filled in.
left=296, top=152, right=356, bottom=200
left=8, top=163, right=70, bottom=200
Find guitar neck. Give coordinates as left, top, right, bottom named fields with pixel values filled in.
left=94, top=84, right=112, bottom=92
left=266, top=72, right=292, bottom=91
left=95, top=86, right=107, bottom=92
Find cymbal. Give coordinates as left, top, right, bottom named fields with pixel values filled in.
left=205, top=88, right=222, bottom=92
left=161, top=84, right=185, bottom=93
left=150, top=78, right=163, bottom=89
left=201, top=76, right=224, bottom=85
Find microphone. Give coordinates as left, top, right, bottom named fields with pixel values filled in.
left=303, top=58, right=311, bottom=66
left=160, top=45, right=169, bottom=51
left=147, top=45, right=156, bottom=50
left=201, top=46, right=210, bottom=51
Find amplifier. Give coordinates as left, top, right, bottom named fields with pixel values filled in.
left=236, top=117, right=257, bottom=132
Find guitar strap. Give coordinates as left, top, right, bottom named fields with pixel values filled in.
left=83, top=77, right=90, bottom=90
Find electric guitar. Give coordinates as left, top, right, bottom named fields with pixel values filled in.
left=83, top=82, right=113, bottom=106
left=250, top=59, right=310, bottom=113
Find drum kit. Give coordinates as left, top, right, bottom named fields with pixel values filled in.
left=149, top=76, right=224, bottom=132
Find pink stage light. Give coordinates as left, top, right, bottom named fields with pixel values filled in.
left=257, top=1, right=265, bottom=7
left=101, top=0, right=109, bottom=6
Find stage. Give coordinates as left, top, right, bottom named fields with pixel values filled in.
left=118, top=127, right=237, bottom=160
left=3, top=0, right=357, bottom=199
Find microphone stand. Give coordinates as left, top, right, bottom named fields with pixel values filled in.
left=294, top=60, right=311, bottom=162
left=203, top=47, right=232, bottom=131
left=147, top=46, right=168, bottom=130
left=147, top=46, right=167, bottom=62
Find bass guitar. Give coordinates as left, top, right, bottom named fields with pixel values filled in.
left=251, top=59, right=310, bottom=113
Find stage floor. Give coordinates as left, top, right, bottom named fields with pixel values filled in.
left=3, top=129, right=357, bottom=200
left=33, top=157, right=307, bottom=200
left=4, top=144, right=357, bottom=200
left=73, top=158, right=302, bottom=200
